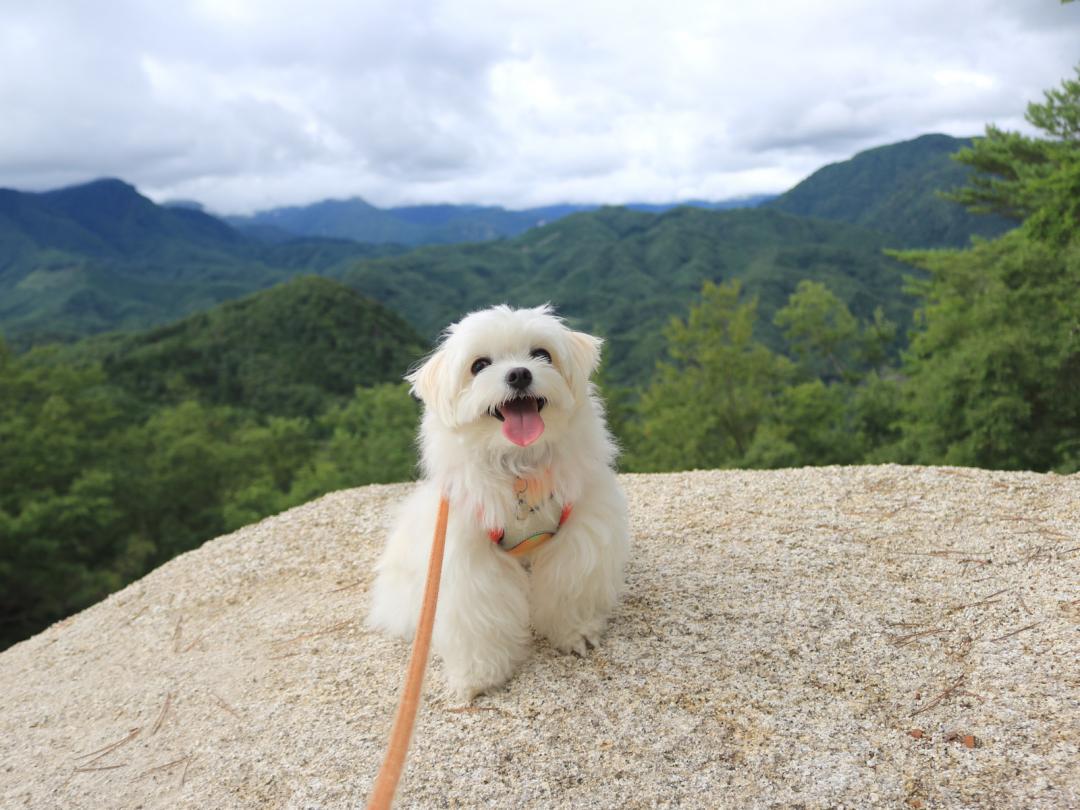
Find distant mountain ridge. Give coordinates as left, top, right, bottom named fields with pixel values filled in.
left=0, top=179, right=400, bottom=347
left=226, top=195, right=776, bottom=246
left=228, top=136, right=1007, bottom=250
left=0, top=133, right=1009, bottom=358
left=0, top=178, right=242, bottom=262
left=330, top=205, right=918, bottom=383
left=766, top=133, right=1012, bottom=247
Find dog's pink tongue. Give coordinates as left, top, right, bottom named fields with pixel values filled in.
left=501, top=399, right=545, bottom=447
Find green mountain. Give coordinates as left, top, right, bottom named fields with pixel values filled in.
left=332, top=205, right=919, bottom=383
left=227, top=197, right=575, bottom=245
left=231, top=137, right=1009, bottom=251
left=0, top=177, right=244, bottom=260
left=55, top=276, right=424, bottom=415
left=227, top=197, right=774, bottom=246
left=0, top=179, right=399, bottom=347
left=2, top=134, right=1009, bottom=363
left=766, top=133, right=1013, bottom=247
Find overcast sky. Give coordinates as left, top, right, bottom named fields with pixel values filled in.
left=1, top=1, right=1077, bottom=214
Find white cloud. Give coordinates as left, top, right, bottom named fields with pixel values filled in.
left=0, top=0, right=1076, bottom=213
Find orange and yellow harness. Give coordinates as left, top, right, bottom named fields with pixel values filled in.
left=486, top=473, right=572, bottom=557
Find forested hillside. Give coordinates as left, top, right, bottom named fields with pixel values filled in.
left=622, top=70, right=1079, bottom=475
left=3, top=135, right=991, bottom=359
left=1, top=278, right=424, bottom=649
left=334, top=206, right=917, bottom=383
left=0, top=180, right=400, bottom=347
left=767, top=133, right=1013, bottom=247
left=55, top=276, right=424, bottom=416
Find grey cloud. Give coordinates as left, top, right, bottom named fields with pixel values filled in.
left=1, top=1, right=1077, bottom=210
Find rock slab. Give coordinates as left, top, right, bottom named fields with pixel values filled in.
left=1, top=465, right=1077, bottom=808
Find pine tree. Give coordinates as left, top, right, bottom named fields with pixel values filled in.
left=897, top=67, right=1080, bottom=471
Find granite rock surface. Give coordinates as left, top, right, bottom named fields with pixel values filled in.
left=1, top=466, right=1077, bottom=809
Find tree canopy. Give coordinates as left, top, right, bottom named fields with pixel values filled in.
left=896, top=66, right=1080, bottom=471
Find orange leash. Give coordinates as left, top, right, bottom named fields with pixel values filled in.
left=367, top=496, right=450, bottom=810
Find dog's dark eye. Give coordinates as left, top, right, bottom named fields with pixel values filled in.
left=470, top=357, right=492, bottom=375
left=530, top=348, right=552, bottom=363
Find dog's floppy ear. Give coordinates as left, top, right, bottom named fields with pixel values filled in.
left=406, top=348, right=455, bottom=423
left=563, top=330, right=603, bottom=391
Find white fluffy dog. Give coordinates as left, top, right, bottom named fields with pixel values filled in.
left=368, top=304, right=628, bottom=700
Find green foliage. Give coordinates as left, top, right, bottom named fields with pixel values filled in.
left=949, top=67, right=1080, bottom=245
left=0, top=353, right=133, bottom=644
left=625, top=281, right=794, bottom=471
left=775, top=280, right=861, bottom=381
left=896, top=66, right=1080, bottom=472
left=847, top=371, right=905, bottom=462
left=744, top=381, right=857, bottom=468
left=4, top=135, right=1010, bottom=374
left=623, top=279, right=902, bottom=472
left=895, top=233, right=1080, bottom=470
left=0, top=280, right=424, bottom=650
left=774, top=280, right=897, bottom=384
left=282, top=384, right=420, bottom=507
left=1025, top=66, right=1080, bottom=141
left=71, top=276, right=425, bottom=416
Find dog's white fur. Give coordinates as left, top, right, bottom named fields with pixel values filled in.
left=368, top=304, right=629, bottom=700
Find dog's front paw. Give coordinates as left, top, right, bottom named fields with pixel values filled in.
left=444, top=679, right=484, bottom=704
left=441, top=651, right=522, bottom=703
left=544, top=616, right=606, bottom=656
left=443, top=670, right=504, bottom=703
left=554, top=631, right=599, bottom=657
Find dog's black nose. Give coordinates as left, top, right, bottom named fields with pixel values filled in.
left=506, top=366, right=532, bottom=391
